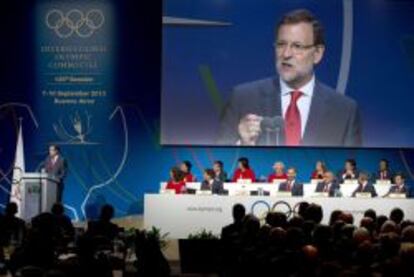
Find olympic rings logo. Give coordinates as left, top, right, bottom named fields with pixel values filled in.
left=45, top=9, right=105, bottom=38
left=250, top=200, right=305, bottom=220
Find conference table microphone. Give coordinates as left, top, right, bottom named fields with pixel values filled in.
left=260, top=116, right=285, bottom=146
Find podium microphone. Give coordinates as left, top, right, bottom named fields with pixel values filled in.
left=35, top=161, right=46, bottom=173
left=260, top=116, right=285, bottom=146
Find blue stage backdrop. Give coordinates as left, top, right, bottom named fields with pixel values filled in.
left=0, top=0, right=413, bottom=220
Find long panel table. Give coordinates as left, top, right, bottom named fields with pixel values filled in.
left=144, top=194, right=414, bottom=238
left=160, top=181, right=393, bottom=197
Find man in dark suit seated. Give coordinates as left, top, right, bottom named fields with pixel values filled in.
left=352, top=172, right=377, bottom=197
left=213, top=160, right=228, bottom=182
left=86, top=204, right=120, bottom=241
left=217, top=9, right=362, bottom=147
left=0, top=202, right=26, bottom=246
left=200, top=168, right=225, bottom=195
left=220, top=204, right=246, bottom=276
left=315, top=171, right=340, bottom=197
left=384, top=172, right=411, bottom=198
left=221, top=204, right=246, bottom=241
left=278, top=167, right=303, bottom=196
left=51, top=203, right=75, bottom=244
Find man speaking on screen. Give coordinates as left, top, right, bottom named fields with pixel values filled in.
left=218, top=9, right=362, bottom=147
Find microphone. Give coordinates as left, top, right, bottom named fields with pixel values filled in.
left=260, top=116, right=284, bottom=130
left=260, top=116, right=285, bottom=146
left=36, top=160, right=46, bottom=173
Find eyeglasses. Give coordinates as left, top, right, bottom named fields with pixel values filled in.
left=274, top=41, right=316, bottom=55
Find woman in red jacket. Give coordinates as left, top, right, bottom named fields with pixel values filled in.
left=232, top=157, right=256, bottom=182
left=180, top=160, right=196, bottom=182
left=311, top=160, right=327, bottom=179
left=166, top=167, right=186, bottom=194
left=268, top=161, right=287, bottom=182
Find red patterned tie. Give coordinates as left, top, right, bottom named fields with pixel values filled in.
left=287, top=180, right=292, bottom=191
left=285, top=90, right=303, bottom=145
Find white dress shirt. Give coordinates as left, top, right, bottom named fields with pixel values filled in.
left=208, top=179, right=214, bottom=189
left=52, top=155, right=59, bottom=165
left=280, top=76, right=315, bottom=138
left=325, top=182, right=331, bottom=192
left=396, top=184, right=405, bottom=193
left=361, top=181, right=368, bottom=191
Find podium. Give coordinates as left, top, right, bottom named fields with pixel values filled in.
left=19, top=172, right=58, bottom=221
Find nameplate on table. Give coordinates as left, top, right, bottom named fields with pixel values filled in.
left=159, top=189, right=176, bottom=195
left=343, top=179, right=358, bottom=185
left=237, top=179, right=252, bottom=184
left=375, top=180, right=391, bottom=186
left=196, top=190, right=213, bottom=196
left=232, top=190, right=250, bottom=196
left=355, top=192, right=372, bottom=198
left=310, top=179, right=323, bottom=184
left=312, top=192, right=329, bottom=198
left=273, top=179, right=287, bottom=184
left=275, top=191, right=292, bottom=197
left=186, top=182, right=201, bottom=190
left=388, top=193, right=406, bottom=199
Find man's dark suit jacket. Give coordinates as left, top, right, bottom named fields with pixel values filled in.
left=385, top=184, right=410, bottom=198
left=43, top=155, right=68, bottom=202
left=200, top=179, right=224, bottom=195
left=215, top=171, right=228, bottom=182
left=87, top=220, right=120, bottom=241
left=352, top=182, right=378, bottom=197
left=315, top=181, right=341, bottom=197
left=221, top=222, right=244, bottom=243
left=278, top=180, right=303, bottom=196
left=218, top=77, right=362, bottom=146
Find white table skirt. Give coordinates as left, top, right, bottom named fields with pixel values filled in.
left=144, top=194, right=413, bottom=238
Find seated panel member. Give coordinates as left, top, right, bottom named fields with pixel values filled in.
left=268, top=161, right=288, bottom=182
left=376, top=159, right=393, bottom=181
left=213, top=160, right=228, bottom=182
left=201, top=169, right=224, bottom=194
left=166, top=167, right=186, bottom=194
left=232, top=157, right=256, bottom=182
left=385, top=172, right=410, bottom=198
left=339, top=159, right=359, bottom=181
left=352, top=172, right=377, bottom=197
left=180, top=161, right=195, bottom=182
left=278, top=167, right=303, bottom=196
left=315, top=171, right=340, bottom=197
left=311, top=160, right=326, bottom=179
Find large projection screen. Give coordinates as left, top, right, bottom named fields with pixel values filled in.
left=161, top=0, right=414, bottom=148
